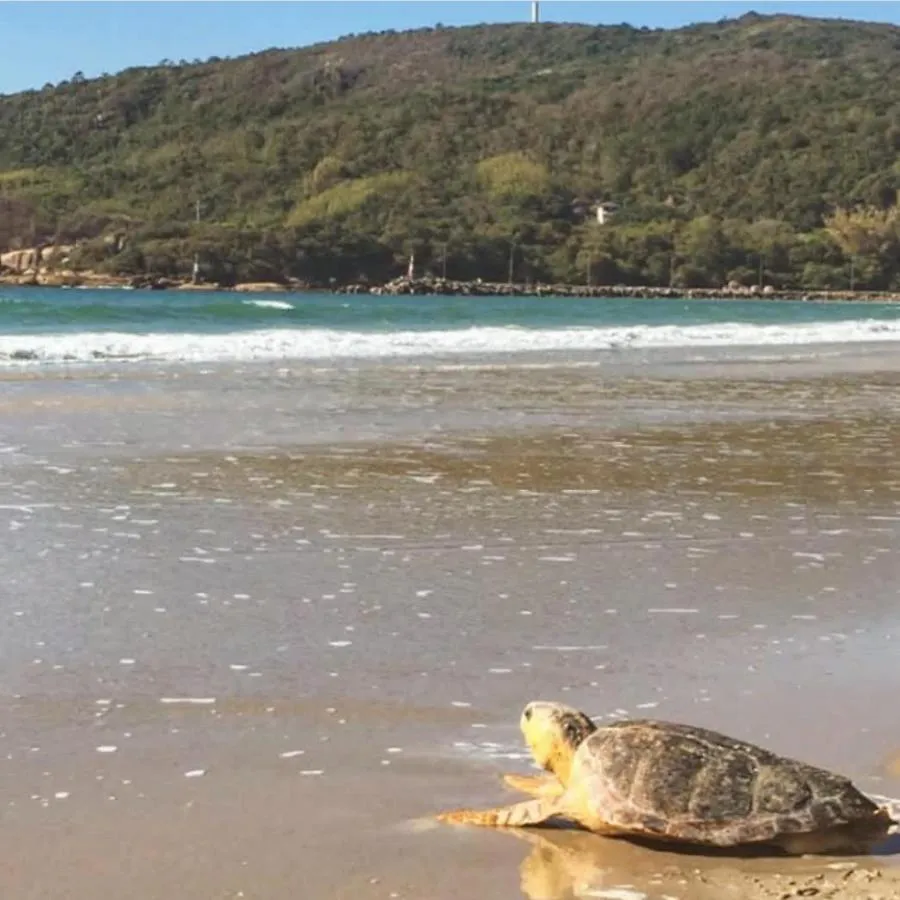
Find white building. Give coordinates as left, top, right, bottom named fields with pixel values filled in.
left=595, top=201, right=619, bottom=225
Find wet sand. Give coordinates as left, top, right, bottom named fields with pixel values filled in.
left=1, top=347, right=900, bottom=898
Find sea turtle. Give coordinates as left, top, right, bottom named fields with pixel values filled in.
left=437, top=701, right=898, bottom=854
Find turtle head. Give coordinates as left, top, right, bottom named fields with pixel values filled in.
left=520, top=701, right=596, bottom=787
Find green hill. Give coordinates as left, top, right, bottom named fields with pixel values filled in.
left=2, top=12, right=900, bottom=288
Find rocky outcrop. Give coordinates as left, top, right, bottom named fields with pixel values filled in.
left=343, top=276, right=900, bottom=303
left=0, top=248, right=40, bottom=272
left=0, top=244, right=74, bottom=273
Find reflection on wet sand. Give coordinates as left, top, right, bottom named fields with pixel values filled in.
left=511, top=828, right=900, bottom=900
left=115, top=413, right=900, bottom=507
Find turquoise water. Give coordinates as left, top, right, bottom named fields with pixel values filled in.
left=0, top=286, right=899, bottom=364
left=2, top=287, right=900, bottom=333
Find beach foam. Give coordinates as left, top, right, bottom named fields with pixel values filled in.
left=242, top=299, right=294, bottom=310
left=2, top=318, right=900, bottom=365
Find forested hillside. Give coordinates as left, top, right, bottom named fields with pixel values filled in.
left=2, top=12, right=900, bottom=288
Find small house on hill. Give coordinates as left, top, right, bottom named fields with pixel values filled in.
left=594, top=201, right=619, bottom=225
left=571, top=198, right=621, bottom=225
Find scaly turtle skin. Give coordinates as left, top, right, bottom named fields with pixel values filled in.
left=437, top=701, right=896, bottom=854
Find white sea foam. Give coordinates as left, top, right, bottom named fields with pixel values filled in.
left=242, top=299, right=294, bottom=310
left=1, top=318, right=900, bottom=365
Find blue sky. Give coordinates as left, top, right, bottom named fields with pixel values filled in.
left=1, top=1, right=898, bottom=95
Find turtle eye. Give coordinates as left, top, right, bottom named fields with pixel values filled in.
left=523, top=705, right=533, bottom=721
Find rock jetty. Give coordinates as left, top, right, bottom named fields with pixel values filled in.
left=339, top=276, right=900, bottom=303
left=2, top=267, right=900, bottom=302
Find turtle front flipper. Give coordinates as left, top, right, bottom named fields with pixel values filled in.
left=502, top=773, right=564, bottom=799
left=436, top=797, right=568, bottom=828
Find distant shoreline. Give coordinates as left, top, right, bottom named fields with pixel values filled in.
left=2, top=271, right=900, bottom=303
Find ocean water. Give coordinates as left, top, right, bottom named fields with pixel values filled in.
left=1, top=286, right=900, bottom=365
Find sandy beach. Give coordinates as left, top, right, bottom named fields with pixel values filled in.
left=1, top=345, right=899, bottom=899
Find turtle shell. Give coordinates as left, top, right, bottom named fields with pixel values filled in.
left=572, top=719, right=879, bottom=846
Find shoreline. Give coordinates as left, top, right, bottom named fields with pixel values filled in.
left=3, top=270, right=900, bottom=303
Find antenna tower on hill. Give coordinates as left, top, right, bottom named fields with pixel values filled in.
left=531, top=1, right=540, bottom=24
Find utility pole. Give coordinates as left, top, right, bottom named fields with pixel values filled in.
left=508, top=242, right=516, bottom=284
left=441, top=243, right=448, bottom=280
left=192, top=199, right=201, bottom=284
left=586, top=250, right=592, bottom=286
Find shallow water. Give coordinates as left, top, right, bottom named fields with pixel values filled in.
left=1, top=348, right=899, bottom=898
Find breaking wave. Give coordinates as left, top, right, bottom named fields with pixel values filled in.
left=2, top=318, right=900, bottom=365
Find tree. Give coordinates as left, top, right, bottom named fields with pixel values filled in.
left=824, top=204, right=900, bottom=288
left=675, top=216, right=733, bottom=287
left=823, top=205, right=899, bottom=257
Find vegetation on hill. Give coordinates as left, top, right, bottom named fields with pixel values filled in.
left=2, top=12, right=900, bottom=289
